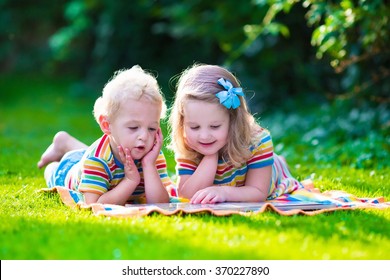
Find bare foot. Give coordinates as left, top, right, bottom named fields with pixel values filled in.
left=37, top=131, right=87, bottom=168
left=38, top=131, right=70, bottom=168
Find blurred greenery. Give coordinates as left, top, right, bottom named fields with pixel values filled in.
left=1, top=1, right=389, bottom=172
left=1, top=0, right=389, bottom=108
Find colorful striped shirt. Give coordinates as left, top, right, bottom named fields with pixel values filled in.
left=176, top=129, right=274, bottom=188
left=65, top=134, right=174, bottom=203
left=176, top=129, right=303, bottom=199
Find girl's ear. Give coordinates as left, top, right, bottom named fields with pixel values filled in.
left=99, top=115, right=111, bottom=134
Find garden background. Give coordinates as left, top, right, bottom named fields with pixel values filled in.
left=1, top=0, right=389, bottom=259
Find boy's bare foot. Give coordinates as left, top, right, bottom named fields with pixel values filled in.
left=38, top=131, right=70, bottom=168
left=37, top=131, right=87, bottom=168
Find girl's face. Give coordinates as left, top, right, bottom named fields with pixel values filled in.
left=183, top=100, right=229, bottom=156
left=108, top=96, right=161, bottom=160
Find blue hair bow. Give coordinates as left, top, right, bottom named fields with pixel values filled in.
left=216, top=78, right=244, bottom=109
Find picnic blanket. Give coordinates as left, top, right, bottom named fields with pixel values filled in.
left=40, top=183, right=389, bottom=217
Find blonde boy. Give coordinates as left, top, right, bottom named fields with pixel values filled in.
left=39, top=66, right=173, bottom=205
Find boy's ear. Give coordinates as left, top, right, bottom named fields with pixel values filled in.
left=99, top=115, right=111, bottom=134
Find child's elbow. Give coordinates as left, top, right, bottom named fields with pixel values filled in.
left=258, top=192, right=268, bottom=202
left=178, top=184, right=193, bottom=199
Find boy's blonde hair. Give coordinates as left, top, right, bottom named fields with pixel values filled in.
left=93, top=65, right=166, bottom=122
left=169, top=63, right=262, bottom=166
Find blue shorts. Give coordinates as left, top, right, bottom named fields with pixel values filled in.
left=47, top=149, right=85, bottom=188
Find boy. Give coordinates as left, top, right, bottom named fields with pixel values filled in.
left=38, top=66, right=173, bottom=205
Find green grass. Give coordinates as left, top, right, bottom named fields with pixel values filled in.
left=0, top=74, right=389, bottom=260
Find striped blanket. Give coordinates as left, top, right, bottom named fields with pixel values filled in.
left=40, top=184, right=389, bottom=217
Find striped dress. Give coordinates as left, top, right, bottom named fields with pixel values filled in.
left=65, top=134, right=175, bottom=203
left=176, top=129, right=302, bottom=200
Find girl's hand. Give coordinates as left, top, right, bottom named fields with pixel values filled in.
left=190, top=186, right=227, bottom=204
left=118, top=145, right=140, bottom=186
left=141, top=128, right=163, bottom=166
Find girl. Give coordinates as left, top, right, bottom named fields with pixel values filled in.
left=39, top=65, right=174, bottom=205
left=169, top=63, right=304, bottom=204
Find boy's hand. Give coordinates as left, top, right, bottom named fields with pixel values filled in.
left=141, top=128, right=163, bottom=166
left=118, top=145, right=140, bottom=186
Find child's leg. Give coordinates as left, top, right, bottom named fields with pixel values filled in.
left=44, top=162, right=59, bottom=185
left=38, top=131, right=88, bottom=168
left=276, top=154, right=320, bottom=193
left=44, top=149, right=85, bottom=188
left=279, top=155, right=289, bottom=171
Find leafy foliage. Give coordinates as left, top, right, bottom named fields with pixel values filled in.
left=262, top=99, right=390, bottom=170
left=1, top=0, right=389, bottom=107
left=305, top=0, right=390, bottom=100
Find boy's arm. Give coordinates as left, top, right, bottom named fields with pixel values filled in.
left=81, top=149, right=140, bottom=205
left=141, top=128, right=169, bottom=203
left=82, top=178, right=139, bottom=205
left=142, top=163, right=169, bottom=203
left=94, top=177, right=139, bottom=205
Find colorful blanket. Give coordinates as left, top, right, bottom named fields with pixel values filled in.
left=40, top=184, right=389, bottom=217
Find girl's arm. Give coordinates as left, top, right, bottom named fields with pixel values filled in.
left=178, top=153, right=218, bottom=199
left=141, top=128, right=169, bottom=203
left=190, top=165, right=271, bottom=204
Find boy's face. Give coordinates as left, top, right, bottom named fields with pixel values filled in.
left=183, top=100, right=229, bottom=156
left=108, top=97, right=161, bottom=160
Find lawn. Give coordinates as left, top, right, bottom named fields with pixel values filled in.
left=0, top=74, right=389, bottom=260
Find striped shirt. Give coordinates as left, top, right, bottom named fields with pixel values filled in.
left=176, top=129, right=303, bottom=199
left=65, top=134, right=174, bottom=203
left=176, top=129, right=274, bottom=188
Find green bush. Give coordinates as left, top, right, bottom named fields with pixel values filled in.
left=1, top=0, right=389, bottom=108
